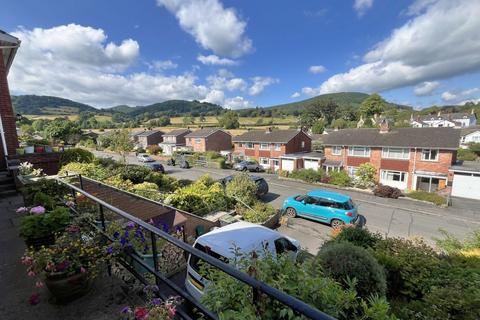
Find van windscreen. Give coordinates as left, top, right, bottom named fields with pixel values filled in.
left=189, top=243, right=229, bottom=276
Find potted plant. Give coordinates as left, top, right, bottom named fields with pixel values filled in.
left=24, top=145, right=35, bottom=154
left=19, top=206, right=72, bottom=249
left=18, top=162, right=44, bottom=179
left=22, top=227, right=116, bottom=304
left=120, top=294, right=180, bottom=320
left=52, top=146, right=60, bottom=152
left=35, top=145, right=45, bottom=153
left=45, top=145, right=53, bottom=153
left=16, top=147, right=25, bottom=155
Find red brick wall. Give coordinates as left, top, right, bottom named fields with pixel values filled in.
left=346, top=156, right=370, bottom=167
left=186, top=137, right=205, bottom=152
left=0, top=49, right=19, bottom=169
left=380, top=159, right=410, bottom=171
left=205, top=130, right=232, bottom=151
left=10, top=153, right=61, bottom=175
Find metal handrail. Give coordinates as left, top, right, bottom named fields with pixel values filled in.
left=56, top=175, right=335, bottom=320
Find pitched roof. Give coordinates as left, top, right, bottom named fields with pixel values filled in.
left=0, top=30, right=21, bottom=74
left=232, top=129, right=309, bottom=143
left=460, top=126, right=480, bottom=136
left=323, top=127, right=460, bottom=149
left=185, top=128, right=228, bottom=138
left=137, top=130, right=163, bottom=137
left=418, top=112, right=473, bottom=121
left=162, top=128, right=191, bottom=137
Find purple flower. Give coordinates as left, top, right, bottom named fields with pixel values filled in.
left=113, top=231, right=120, bottom=239
left=28, top=293, right=40, bottom=305
left=55, top=260, right=70, bottom=272
left=126, top=221, right=135, bottom=229
left=30, top=206, right=45, bottom=215
left=120, top=237, right=129, bottom=247
left=152, top=298, right=161, bottom=305
left=162, top=223, right=169, bottom=232
left=16, top=207, right=28, bottom=214
left=106, top=246, right=113, bottom=254
left=121, top=306, right=132, bottom=314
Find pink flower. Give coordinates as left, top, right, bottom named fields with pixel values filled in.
left=16, top=207, right=28, bottom=213
left=80, top=267, right=86, bottom=273
left=35, top=281, right=44, bottom=288
left=28, top=293, right=40, bottom=305
left=30, top=206, right=45, bottom=215
left=134, top=307, right=149, bottom=319
left=167, top=306, right=176, bottom=317
left=27, top=270, right=36, bottom=277
left=65, top=201, right=75, bottom=207
left=21, top=256, right=33, bottom=266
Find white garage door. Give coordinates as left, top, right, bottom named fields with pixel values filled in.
left=452, top=173, right=480, bottom=200
left=282, top=159, right=295, bottom=172
left=304, top=159, right=319, bottom=170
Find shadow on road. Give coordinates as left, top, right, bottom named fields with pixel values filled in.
left=357, top=215, right=367, bottom=228
left=262, top=192, right=280, bottom=202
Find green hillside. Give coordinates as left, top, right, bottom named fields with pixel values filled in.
left=12, top=95, right=97, bottom=115
left=128, top=99, right=223, bottom=117
left=109, top=105, right=135, bottom=113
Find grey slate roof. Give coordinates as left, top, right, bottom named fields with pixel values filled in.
left=322, top=127, right=460, bottom=149
left=418, top=112, right=473, bottom=121
left=137, top=130, right=163, bottom=137
left=162, top=129, right=191, bottom=137
left=185, top=128, right=228, bottom=138
left=450, top=161, right=480, bottom=173
left=232, top=129, right=310, bottom=143
left=460, top=126, right=480, bottom=136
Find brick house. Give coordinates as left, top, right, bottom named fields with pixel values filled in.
left=159, top=128, right=191, bottom=155
left=411, top=110, right=477, bottom=128
left=232, top=129, right=313, bottom=171
left=0, top=31, right=21, bottom=170
left=185, top=128, right=232, bottom=152
left=136, top=130, right=164, bottom=149
left=322, top=121, right=460, bottom=191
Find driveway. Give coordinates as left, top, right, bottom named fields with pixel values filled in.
left=93, top=151, right=480, bottom=253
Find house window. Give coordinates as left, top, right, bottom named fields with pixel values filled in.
left=259, top=157, right=270, bottom=165
left=347, top=166, right=357, bottom=177
left=421, top=149, right=439, bottom=161
left=301, top=141, right=305, bottom=148
left=381, top=170, right=407, bottom=182
left=274, top=143, right=282, bottom=151
left=382, top=147, right=410, bottom=160
left=332, top=146, right=342, bottom=155
left=260, top=143, right=270, bottom=150
left=348, top=146, right=371, bottom=157
left=194, top=138, right=201, bottom=144
left=245, top=142, right=254, bottom=149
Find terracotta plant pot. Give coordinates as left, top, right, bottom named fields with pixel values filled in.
left=24, top=234, right=56, bottom=250
left=35, top=146, right=45, bottom=153
left=45, top=271, right=92, bottom=304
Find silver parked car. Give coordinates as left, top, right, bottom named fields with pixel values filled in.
left=137, top=154, right=154, bottom=162
left=234, top=160, right=263, bottom=172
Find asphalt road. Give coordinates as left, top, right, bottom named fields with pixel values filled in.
left=94, top=151, right=480, bottom=253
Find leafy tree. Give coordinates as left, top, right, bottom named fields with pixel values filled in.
left=32, top=119, right=49, bottom=132
left=110, top=129, right=134, bottom=163
left=218, top=111, right=240, bottom=129
left=331, top=118, right=348, bottom=129
left=44, top=118, right=82, bottom=144
left=359, top=93, right=386, bottom=117
left=457, top=148, right=477, bottom=161
left=199, top=114, right=206, bottom=122
left=311, top=120, right=325, bottom=134
left=225, top=173, right=257, bottom=206
left=183, top=116, right=195, bottom=126
left=20, top=124, right=34, bottom=136
left=299, top=99, right=338, bottom=127
left=354, top=163, right=377, bottom=189
left=469, top=142, right=480, bottom=156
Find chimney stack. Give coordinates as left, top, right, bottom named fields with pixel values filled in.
left=437, top=110, right=441, bottom=117
left=266, top=127, right=272, bottom=133
left=379, top=118, right=390, bottom=133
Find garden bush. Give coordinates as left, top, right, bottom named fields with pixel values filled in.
left=406, top=191, right=447, bottom=206
left=240, top=201, right=276, bottom=223
left=225, top=174, right=257, bottom=207
left=316, top=242, right=387, bottom=298
left=288, top=168, right=324, bottom=183
left=145, top=172, right=178, bottom=192
left=59, top=148, right=94, bottom=166
left=22, top=178, right=69, bottom=205
left=328, top=170, right=351, bottom=187
left=354, top=163, right=377, bottom=189
left=19, top=207, right=71, bottom=240
left=457, top=148, right=477, bottom=161
left=131, top=182, right=162, bottom=201
left=146, top=145, right=162, bottom=155
left=373, top=184, right=403, bottom=199
left=32, top=192, right=56, bottom=211
left=116, top=165, right=152, bottom=184
left=59, top=162, right=108, bottom=180
left=330, top=225, right=382, bottom=249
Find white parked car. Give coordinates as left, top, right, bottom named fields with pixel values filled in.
left=137, top=154, right=153, bottom=162
left=185, top=221, right=300, bottom=301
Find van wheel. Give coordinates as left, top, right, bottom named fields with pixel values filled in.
left=331, top=219, right=344, bottom=229
left=285, top=207, right=297, bottom=218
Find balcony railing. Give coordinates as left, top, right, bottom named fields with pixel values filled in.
left=57, top=174, right=335, bottom=320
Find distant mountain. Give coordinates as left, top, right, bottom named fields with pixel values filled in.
left=128, top=100, right=224, bottom=117
left=12, top=95, right=98, bottom=115
left=264, top=92, right=412, bottom=114
left=109, top=105, right=135, bottom=113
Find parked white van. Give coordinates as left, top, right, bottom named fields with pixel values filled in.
left=185, top=221, right=300, bottom=301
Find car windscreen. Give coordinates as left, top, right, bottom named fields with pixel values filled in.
left=294, top=195, right=305, bottom=201
left=189, top=243, right=229, bottom=279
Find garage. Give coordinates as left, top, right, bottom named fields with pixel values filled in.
left=304, top=159, right=319, bottom=170
left=281, top=158, right=295, bottom=172
left=302, top=152, right=324, bottom=171
left=450, top=162, right=480, bottom=200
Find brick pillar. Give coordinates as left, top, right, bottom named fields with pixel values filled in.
left=0, top=49, right=19, bottom=170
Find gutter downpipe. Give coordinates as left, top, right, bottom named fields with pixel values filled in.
left=0, top=113, right=8, bottom=162
left=412, top=147, right=417, bottom=190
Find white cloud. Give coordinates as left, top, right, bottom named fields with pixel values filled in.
left=150, top=60, right=178, bottom=70
left=202, top=89, right=225, bottom=105
left=353, top=0, right=374, bottom=16
left=316, top=0, right=480, bottom=95
left=197, top=54, right=237, bottom=66
left=441, top=87, right=479, bottom=102
left=9, top=24, right=214, bottom=107
left=248, top=77, right=279, bottom=96
left=224, top=96, right=253, bottom=109
left=157, top=0, right=252, bottom=58
left=206, top=70, right=247, bottom=92
left=301, top=87, right=319, bottom=97
left=414, top=81, right=440, bottom=96
left=309, top=65, right=326, bottom=74
left=291, top=92, right=300, bottom=98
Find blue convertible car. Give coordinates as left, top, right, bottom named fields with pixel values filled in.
left=282, top=190, right=358, bottom=228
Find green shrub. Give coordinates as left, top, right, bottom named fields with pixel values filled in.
left=59, top=162, right=108, bottom=180
left=116, top=165, right=152, bottom=184
left=328, top=170, right=351, bottom=187
left=225, top=173, right=258, bottom=207
left=373, top=184, right=402, bottom=199
left=146, top=145, right=162, bottom=155
left=59, top=148, right=94, bottom=166
left=77, top=138, right=96, bottom=149
left=32, top=192, right=56, bottom=211
left=277, top=170, right=289, bottom=178
left=354, top=163, right=377, bottom=189
left=19, top=207, right=71, bottom=239
left=288, top=168, right=324, bottom=183
left=406, top=191, right=447, bottom=206
left=145, top=172, right=178, bottom=192
left=240, top=201, right=276, bottom=223
left=317, top=242, right=387, bottom=298
left=373, top=238, right=441, bottom=299
left=435, top=229, right=480, bottom=255
left=457, top=148, right=477, bottom=161
left=22, top=178, right=69, bottom=205
left=331, top=226, right=382, bottom=249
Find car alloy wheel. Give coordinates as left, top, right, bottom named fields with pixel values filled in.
left=255, top=167, right=260, bottom=172
left=242, top=167, right=248, bottom=172
left=330, top=219, right=344, bottom=229
left=286, top=207, right=297, bottom=218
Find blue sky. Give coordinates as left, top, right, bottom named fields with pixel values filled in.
left=2, top=0, right=480, bottom=109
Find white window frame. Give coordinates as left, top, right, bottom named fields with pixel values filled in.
left=347, top=166, right=357, bottom=177
left=348, top=146, right=371, bottom=157
left=301, top=141, right=305, bottom=148
left=421, top=148, right=439, bottom=161
left=332, top=146, right=342, bottom=156
left=194, top=138, right=201, bottom=144
left=245, top=142, right=254, bottom=149
left=259, top=157, right=270, bottom=165
left=382, top=147, right=410, bottom=160
left=274, top=143, right=282, bottom=151
left=259, top=143, right=270, bottom=150
left=380, top=170, right=407, bottom=182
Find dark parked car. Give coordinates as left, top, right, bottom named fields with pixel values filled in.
left=219, top=175, right=269, bottom=197
left=146, top=163, right=165, bottom=173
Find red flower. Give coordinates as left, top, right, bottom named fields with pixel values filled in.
left=134, top=307, right=149, bottom=319
left=28, top=293, right=40, bottom=305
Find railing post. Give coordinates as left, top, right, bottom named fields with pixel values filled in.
left=98, top=203, right=110, bottom=276
left=78, top=174, right=84, bottom=190
left=150, top=231, right=161, bottom=288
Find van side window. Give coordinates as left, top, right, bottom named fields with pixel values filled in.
left=274, top=238, right=297, bottom=255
